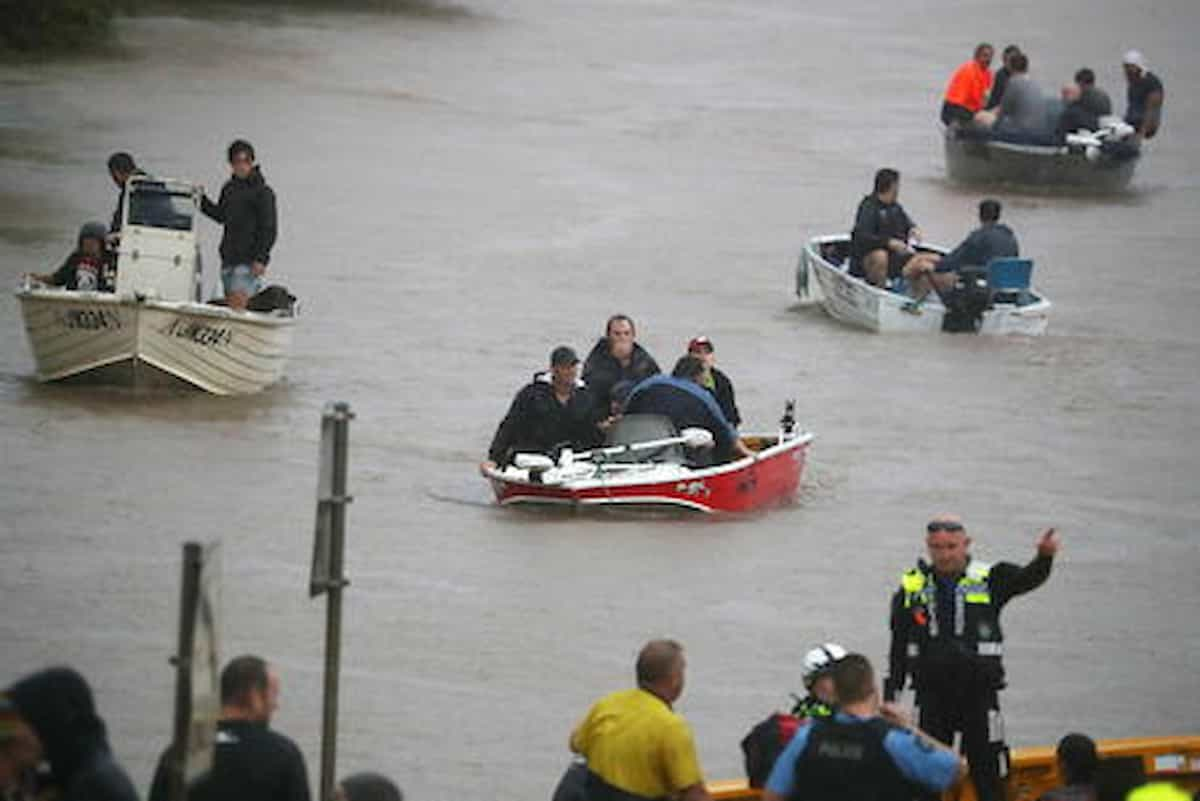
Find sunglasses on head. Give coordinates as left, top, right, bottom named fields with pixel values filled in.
left=927, top=521, right=964, bottom=533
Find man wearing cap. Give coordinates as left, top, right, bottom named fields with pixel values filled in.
left=686, top=336, right=741, bottom=428
left=480, top=345, right=603, bottom=473
left=1121, top=50, right=1164, bottom=140
left=884, top=514, right=1060, bottom=801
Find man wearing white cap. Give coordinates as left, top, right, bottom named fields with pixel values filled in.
left=1122, top=50, right=1164, bottom=139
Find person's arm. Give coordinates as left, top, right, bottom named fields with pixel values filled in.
left=199, top=186, right=224, bottom=223
left=884, top=588, right=910, bottom=702
left=1140, top=89, right=1163, bottom=138
left=720, top=373, right=741, bottom=428
left=879, top=718, right=967, bottom=790
left=935, top=230, right=979, bottom=274
left=852, top=199, right=889, bottom=253
left=252, top=185, right=278, bottom=270
left=286, top=742, right=314, bottom=801
left=993, top=528, right=1059, bottom=606
left=485, top=388, right=528, bottom=467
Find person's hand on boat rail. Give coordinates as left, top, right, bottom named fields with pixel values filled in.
left=479, top=460, right=497, bottom=477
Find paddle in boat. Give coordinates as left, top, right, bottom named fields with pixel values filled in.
left=483, top=404, right=813, bottom=514
left=15, top=176, right=296, bottom=394
left=796, top=234, right=1051, bottom=335
left=706, top=734, right=1200, bottom=800
left=943, top=117, right=1141, bottom=192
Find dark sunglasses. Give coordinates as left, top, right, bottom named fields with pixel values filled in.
left=927, top=521, right=964, bottom=533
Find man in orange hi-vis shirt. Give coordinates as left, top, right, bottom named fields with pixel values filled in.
left=941, top=43, right=994, bottom=126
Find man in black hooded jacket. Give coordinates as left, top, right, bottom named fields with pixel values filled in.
left=200, top=139, right=278, bottom=310
left=6, top=666, right=138, bottom=801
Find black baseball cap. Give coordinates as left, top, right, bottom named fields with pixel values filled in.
left=550, top=345, right=579, bottom=366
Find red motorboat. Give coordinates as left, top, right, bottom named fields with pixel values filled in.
left=483, top=411, right=814, bottom=514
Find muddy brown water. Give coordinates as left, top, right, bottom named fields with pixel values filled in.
left=2, top=1, right=1199, bottom=799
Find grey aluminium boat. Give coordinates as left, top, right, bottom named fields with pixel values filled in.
left=943, top=127, right=1140, bottom=191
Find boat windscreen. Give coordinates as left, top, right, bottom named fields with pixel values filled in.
left=604, top=414, right=684, bottom=463
left=129, top=185, right=194, bottom=231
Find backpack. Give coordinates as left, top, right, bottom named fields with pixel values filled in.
left=741, top=713, right=801, bottom=788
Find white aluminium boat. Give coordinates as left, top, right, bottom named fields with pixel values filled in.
left=16, top=177, right=295, bottom=394
left=796, top=235, right=1051, bottom=336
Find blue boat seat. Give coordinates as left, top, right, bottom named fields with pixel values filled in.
left=987, top=258, right=1036, bottom=306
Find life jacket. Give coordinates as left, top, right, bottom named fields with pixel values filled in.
left=899, top=559, right=1006, bottom=689
left=741, top=712, right=802, bottom=788
left=790, top=717, right=913, bottom=801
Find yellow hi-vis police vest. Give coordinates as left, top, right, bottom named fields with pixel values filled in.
left=900, top=561, right=1003, bottom=659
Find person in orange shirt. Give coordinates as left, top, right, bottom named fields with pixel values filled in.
left=941, top=43, right=994, bottom=126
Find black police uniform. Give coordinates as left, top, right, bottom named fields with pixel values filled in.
left=885, top=553, right=1053, bottom=801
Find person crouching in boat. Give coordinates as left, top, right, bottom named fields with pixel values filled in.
left=623, top=356, right=754, bottom=464
left=850, top=169, right=939, bottom=289
left=906, top=199, right=1018, bottom=301
left=941, top=43, right=994, bottom=127
left=479, top=346, right=604, bottom=474
left=26, top=222, right=115, bottom=292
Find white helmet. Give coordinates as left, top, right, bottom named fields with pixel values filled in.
left=802, top=643, right=847, bottom=688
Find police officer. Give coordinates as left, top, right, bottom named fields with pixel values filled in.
left=884, top=513, right=1060, bottom=801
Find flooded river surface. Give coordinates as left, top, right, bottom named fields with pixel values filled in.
left=2, top=0, right=1199, bottom=798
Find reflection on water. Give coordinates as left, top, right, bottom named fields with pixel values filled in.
left=2, top=1, right=1200, bottom=799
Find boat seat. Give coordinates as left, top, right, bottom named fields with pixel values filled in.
left=987, top=258, right=1036, bottom=306
left=604, top=414, right=684, bottom=464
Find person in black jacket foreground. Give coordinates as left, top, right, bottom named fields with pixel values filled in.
left=685, top=336, right=740, bottom=428
left=149, top=655, right=311, bottom=801
left=4, top=667, right=139, bottom=801
left=886, top=514, right=1060, bottom=801
left=581, top=314, right=660, bottom=411
left=480, top=346, right=604, bottom=473
left=200, top=139, right=278, bottom=310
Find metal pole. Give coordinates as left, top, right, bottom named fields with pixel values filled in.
left=168, top=543, right=202, bottom=801
left=319, top=402, right=352, bottom=801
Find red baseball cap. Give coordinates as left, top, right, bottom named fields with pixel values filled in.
left=687, top=336, right=714, bottom=353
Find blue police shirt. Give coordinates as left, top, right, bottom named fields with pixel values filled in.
left=764, top=712, right=960, bottom=796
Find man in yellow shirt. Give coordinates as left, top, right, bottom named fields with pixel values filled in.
left=569, top=640, right=710, bottom=801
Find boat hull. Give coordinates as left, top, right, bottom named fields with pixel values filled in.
left=944, top=132, right=1139, bottom=191
left=486, top=433, right=812, bottom=514
left=799, top=236, right=1051, bottom=336
left=17, top=289, right=295, bottom=395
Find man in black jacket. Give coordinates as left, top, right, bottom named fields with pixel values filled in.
left=149, top=655, right=311, bottom=801
left=200, top=139, right=278, bottom=310
left=686, top=336, right=740, bottom=428
left=581, top=314, right=661, bottom=409
left=480, top=346, right=603, bottom=472
left=106, top=151, right=146, bottom=243
left=885, top=514, right=1060, bottom=801
left=850, top=169, right=939, bottom=288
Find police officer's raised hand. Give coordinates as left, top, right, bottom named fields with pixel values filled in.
left=1036, top=528, right=1060, bottom=557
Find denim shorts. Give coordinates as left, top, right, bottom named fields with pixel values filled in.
left=221, top=263, right=263, bottom=296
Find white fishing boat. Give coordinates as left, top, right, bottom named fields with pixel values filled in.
left=15, top=177, right=295, bottom=394
left=796, top=235, right=1051, bottom=335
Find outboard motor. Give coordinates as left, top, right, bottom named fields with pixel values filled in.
left=779, top=400, right=797, bottom=439
left=941, top=266, right=991, bottom=333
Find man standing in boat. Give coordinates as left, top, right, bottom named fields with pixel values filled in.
left=106, top=151, right=146, bottom=246
left=480, top=345, right=603, bottom=474
left=1121, top=50, right=1164, bottom=141
left=199, top=139, right=278, bottom=310
left=884, top=514, right=1060, bottom=801
left=582, top=314, right=661, bottom=410
left=570, top=639, right=711, bottom=801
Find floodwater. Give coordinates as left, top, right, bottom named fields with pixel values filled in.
left=2, top=0, right=1199, bottom=798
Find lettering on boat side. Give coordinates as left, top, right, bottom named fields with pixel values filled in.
left=61, top=308, right=122, bottom=330
left=675, top=480, right=711, bottom=498
left=161, top=319, right=233, bottom=347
